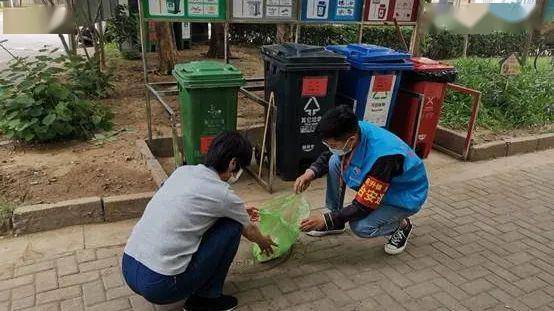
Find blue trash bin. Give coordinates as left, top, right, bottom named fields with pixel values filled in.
left=326, top=44, right=413, bottom=127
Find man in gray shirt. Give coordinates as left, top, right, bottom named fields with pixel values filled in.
left=122, top=132, right=275, bottom=311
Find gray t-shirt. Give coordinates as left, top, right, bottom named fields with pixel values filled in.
left=124, top=164, right=251, bottom=276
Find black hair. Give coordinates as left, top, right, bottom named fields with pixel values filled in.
left=317, top=105, right=359, bottom=140
left=205, top=131, right=252, bottom=173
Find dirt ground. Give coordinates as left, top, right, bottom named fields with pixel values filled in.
left=0, top=45, right=265, bottom=205
left=1, top=44, right=550, bottom=205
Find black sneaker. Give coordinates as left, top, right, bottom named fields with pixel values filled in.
left=183, top=294, right=238, bottom=311
left=305, top=224, right=346, bottom=237
left=384, top=219, right=413, bottom=255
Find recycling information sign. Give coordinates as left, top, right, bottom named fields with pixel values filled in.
left=143, top=0, right=226, bottom=20
left=363, top=74, right=396, bottom=126
left=230, top=0, right=297, bottom=21
left=300, top=0, right=363, bottom=22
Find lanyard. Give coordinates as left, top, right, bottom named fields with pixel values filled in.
left=339, top=147, right=356, bottom=188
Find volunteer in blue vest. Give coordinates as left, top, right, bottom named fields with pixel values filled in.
left=122, top=131, right=275, bottom=311
left=294, top=106, right=429, bottom=254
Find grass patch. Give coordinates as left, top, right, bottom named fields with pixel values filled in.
left=441, top=57, right=553, bottom=132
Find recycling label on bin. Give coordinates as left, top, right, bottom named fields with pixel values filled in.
left=300, top=97, right=322, bottom=153
left=200, top=136, right=215, bottom=154
left=364, top=74, right=396, bottom=126
left=302, top=76, right=328, bottom=97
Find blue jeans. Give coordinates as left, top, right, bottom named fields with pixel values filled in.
left=326, top=154, right=416, bottom=238
left=122, top=218, right=242, bottom=305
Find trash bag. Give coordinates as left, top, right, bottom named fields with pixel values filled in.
left=252, top=194, right=311, bottom=262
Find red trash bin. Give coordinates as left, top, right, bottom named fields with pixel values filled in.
left=390, top=57, right=457, bottom=158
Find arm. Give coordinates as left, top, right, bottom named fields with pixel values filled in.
left=294, top=151, right=332, bottom=193
left=308, top=150, right=332, bottom=179
left=242, top=224, right=276, bottom=256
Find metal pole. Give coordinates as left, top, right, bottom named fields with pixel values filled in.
left=258, top=92, right=274, bottom=178
left=446, top=83, right=481, bottom=161
left=358, top=0, right=368, bottom=44
left=269, top=96, right=277, bottom=193
left=138, top=1, right=153, bottom=143
left=224, top=22, right=229, bottom=64
left=295, top=23, right=300, bottom=43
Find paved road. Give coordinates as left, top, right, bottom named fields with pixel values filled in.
left=0, top=150, right=553, bottom=311
left=0, top=12, right=63, bottom=66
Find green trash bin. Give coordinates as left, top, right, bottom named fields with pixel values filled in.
left=173, top=61, right=245, bottom=165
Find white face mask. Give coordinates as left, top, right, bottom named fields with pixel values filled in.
left=228, top=168, right=243, bottom=184
left=328, top=147, right=349, bottom=156
left=325, top=137, right=353, bottom=156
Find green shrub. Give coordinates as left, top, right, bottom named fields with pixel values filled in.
left=441, top=57, right=553, bottom=131
left=0, top=50, right=113, bottom=142
left=421, top=30, right=464, bottom=59
left=299, top=25, right=358, bottom=46
left=65, top=54, right=114, bottom=99
left=229, top=25, right=541, bottom=60
left=230, top=24, right=277, bottom=46
left=105, top=5, right=141, bottom=60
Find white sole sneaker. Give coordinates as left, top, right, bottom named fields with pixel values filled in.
left=305, top=227, right=346, bottom=237
left=384, top=226, right=413, bottom=255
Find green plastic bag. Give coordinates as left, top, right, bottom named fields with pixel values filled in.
left=252, top=194, right=311, bottom=262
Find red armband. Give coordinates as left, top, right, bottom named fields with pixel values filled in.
left=355, top=176, right=390, bottom=209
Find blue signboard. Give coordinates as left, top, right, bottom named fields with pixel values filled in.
left=300, top=0, right=363, bottom=22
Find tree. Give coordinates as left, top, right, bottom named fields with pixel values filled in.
left=276, top=24, right=293, bottom=43
left=207, top=24, right=228, bottom=58
left=156, top=22, right=176, bottom=75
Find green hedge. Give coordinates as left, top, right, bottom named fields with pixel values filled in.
left=229, top=25, right=542, bottom=59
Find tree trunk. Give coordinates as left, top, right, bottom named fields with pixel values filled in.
left=276, top=24, right=293, bottom=43
left=520, top=30, right=533, bottom=66
left=462, top=34, right=469, bottom=58
left=156, top=22, right=176, bottom=75
left=207, top=23, right=229, bottom=58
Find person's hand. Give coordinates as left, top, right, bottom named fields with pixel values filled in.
left=257, top=235, right=277, bottom=256
left=246, top=206, right=259, bottom=222
left=294, top=169, right=316, bottom=193
left=300, top=214, right=326, bottom=232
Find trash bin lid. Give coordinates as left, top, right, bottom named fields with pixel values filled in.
left=411, top=57, right=454, bottom=71
left=261, top=43, right=349, bottom=70
left=326, top=44, right=413, bottom=71
left=173, top=61, right=245, bottom=88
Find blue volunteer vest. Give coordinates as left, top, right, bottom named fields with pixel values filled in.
left=343, top=121, right=429, bottom=212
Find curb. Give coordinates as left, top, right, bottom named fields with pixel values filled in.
left=9, top=192, right=155, bottom=236
left=12, top=197, right=104, bottom=235
left=136, top=139, right=168, bottom=187
left=434, top=126, right=554, bottom=161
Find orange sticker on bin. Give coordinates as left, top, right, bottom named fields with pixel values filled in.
left=200, top=136, right=215, bottom=154
left=302, top=76, right=328, bottom=97
left=371, top=75, right=395, bottom=92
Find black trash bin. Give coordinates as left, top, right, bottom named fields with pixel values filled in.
left=261, top=43, right=349, bottom=181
